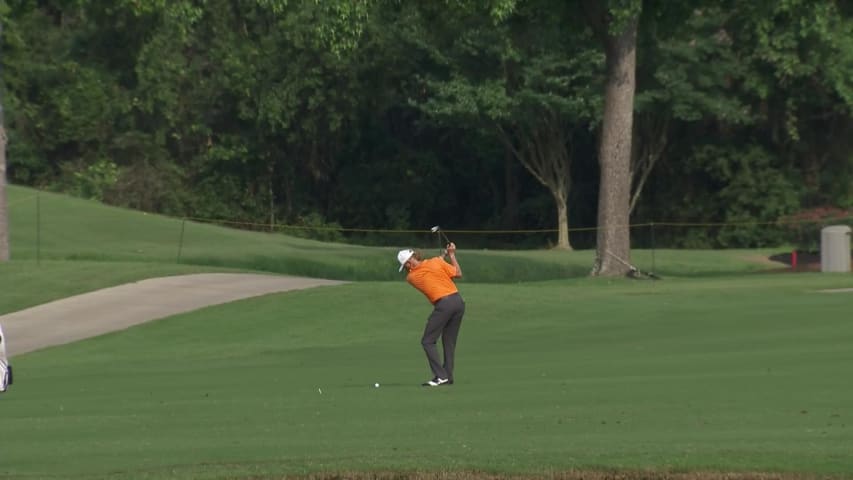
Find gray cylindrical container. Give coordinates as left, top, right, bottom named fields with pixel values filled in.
left=820, top=225, right=852, bottom=273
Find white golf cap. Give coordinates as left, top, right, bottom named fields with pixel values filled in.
left=397, top=249, right=415, bottom=272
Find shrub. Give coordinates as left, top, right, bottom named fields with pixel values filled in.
left=778, top=206, right=853, bottom=252
left=283, top=212, right=345, bottom=243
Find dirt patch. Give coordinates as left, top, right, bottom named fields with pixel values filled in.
left=743, top=253, right=789, bottom=267
left=768, top=252, right=827, bottom=272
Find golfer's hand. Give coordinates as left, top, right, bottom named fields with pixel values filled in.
left=446, top=242, right=457, bottom=255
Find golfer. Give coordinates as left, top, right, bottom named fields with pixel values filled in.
left=397, top=243, right=465, bottom=387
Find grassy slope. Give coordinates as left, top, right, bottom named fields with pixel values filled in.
left=6, top=185, right=788, bottom=284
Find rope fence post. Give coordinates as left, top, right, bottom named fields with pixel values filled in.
left=176, top=218, right=186, bottom=264
left=650, top=221, right=655, bottom=274
left=36, top=190, right=41, bottom=266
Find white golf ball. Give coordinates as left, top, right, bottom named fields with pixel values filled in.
left=374, top=383, right=380, bottom=388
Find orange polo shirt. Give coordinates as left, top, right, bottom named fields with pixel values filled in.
left=407, top=257, right=459, bottom=304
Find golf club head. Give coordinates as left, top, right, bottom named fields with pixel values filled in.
left=430, top=225, right=452, bottom=253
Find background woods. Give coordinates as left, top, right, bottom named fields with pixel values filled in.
left=0, top=0, right=851, bottom=256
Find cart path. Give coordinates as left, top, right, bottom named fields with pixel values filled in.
left=0, top=273, right=346, bottom=356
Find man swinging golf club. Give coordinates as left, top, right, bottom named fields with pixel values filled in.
left=397, top=239, right=465, bottom=387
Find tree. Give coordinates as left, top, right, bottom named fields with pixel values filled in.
left=130, top=0, right=367, bottom=222
left=0, top=20, right=8, bottom=261
left=0, top=105, right=7, bottom=262
left=631, top=5, right=753, bottom=216
left=633, top=1, right=853, bottom=248
left=0, top=0, right=138, bottom=200
left=733, top=0, right=853, bottom=208
left=585, top=0, right=641, bottom=275
left=4, top=0, right=851, bottom=253
left=407, top=1, right=602, bottom=249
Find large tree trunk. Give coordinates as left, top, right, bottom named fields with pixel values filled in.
left=0, top=23, right=7, bottom=262
left=0, top=124, right=8, bottom=262
left=592, top=16, right=638, bottom=276
left=554, top=189, right=570, bottom=250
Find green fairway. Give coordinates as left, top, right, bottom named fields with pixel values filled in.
left=2, top=274, right=853, bottom=479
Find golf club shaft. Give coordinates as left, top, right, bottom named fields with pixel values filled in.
left=604, top=249, right=637, bottom=271
left=431, top=226, right=452, bottom=249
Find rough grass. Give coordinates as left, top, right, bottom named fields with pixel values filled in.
left=290, top=472, right=838, bottom=480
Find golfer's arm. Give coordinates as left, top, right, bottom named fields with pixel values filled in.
left=447, top=253, right=462, bottom=278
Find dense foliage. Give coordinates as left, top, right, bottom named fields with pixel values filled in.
left=1, top=0, right=851, bottom=249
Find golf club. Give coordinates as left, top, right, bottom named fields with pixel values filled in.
left=430, top=225, right=452, bottom=255
left=603, top=249, right=660, bottom=280
left=430, top=225, right=452, bottom=245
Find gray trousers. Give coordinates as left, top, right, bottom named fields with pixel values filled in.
left=421, top=293, right=465, bottom=380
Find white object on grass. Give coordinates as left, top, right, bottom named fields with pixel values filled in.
left=0, top=323, right=12, bottom=393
